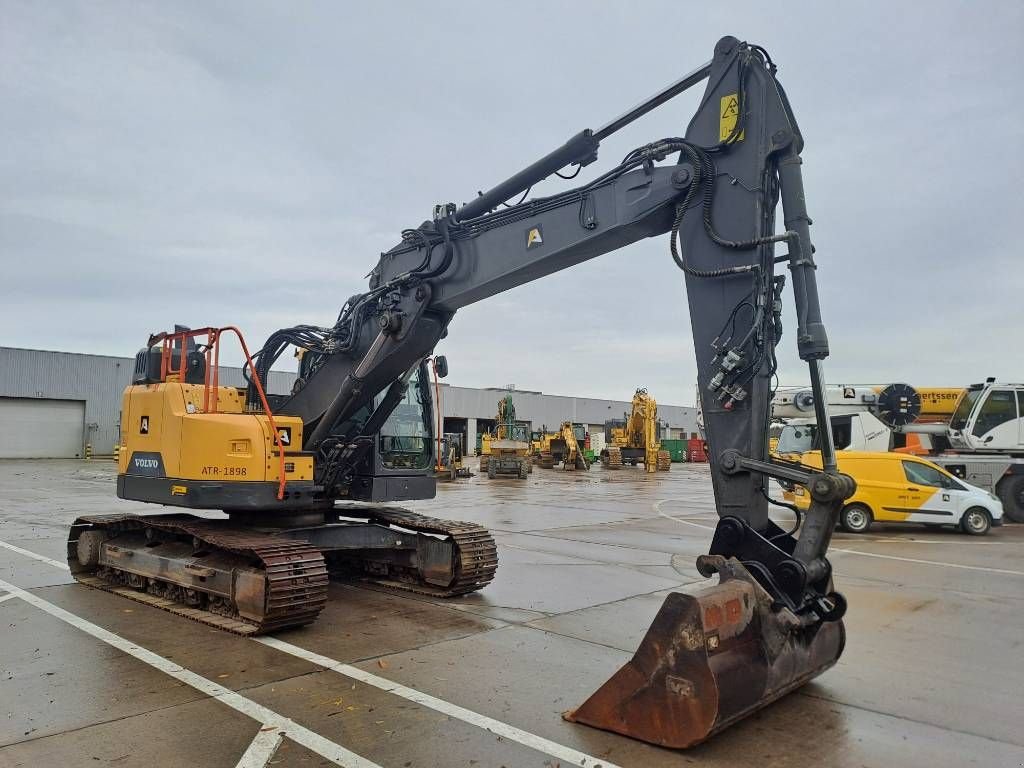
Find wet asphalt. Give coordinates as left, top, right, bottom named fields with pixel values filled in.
left=0, top=459, right=1021, bottom=767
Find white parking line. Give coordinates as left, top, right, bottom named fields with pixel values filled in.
left=2, top=538, right=621, bottom=768
left=653, top=499, right=716, bottom=531
left=651, top=505, right=1024, bottom=576
left=0, top=576, right=381, bottom=768
left=0, top=592, right=17, bottom=604
left=235, top=726, right=286, bottom=768
left=257, top=636, right=623, bottom=768
left=0, top=540, right=71, bottom=571
left=830, top=548, right=1024, bottom=576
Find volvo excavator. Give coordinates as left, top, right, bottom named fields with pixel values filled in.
left=67, top=37, right=853, bottom=749
left=537, top=421, right=589, bottom=470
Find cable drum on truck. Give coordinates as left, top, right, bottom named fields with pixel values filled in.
left=875, top=383, right=922, bottom=428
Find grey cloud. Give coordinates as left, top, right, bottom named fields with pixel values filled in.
left=2, top=2, right=1021, bottom=403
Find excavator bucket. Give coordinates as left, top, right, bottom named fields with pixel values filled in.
left=564, top=556, right=844, bottom=749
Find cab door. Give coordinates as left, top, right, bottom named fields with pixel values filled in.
left=898, top=459, right=958, bottom=523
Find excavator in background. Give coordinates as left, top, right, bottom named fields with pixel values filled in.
left=68, top=37, right=855, bottom=748
left=434, top=433, right=471, bottom=481
left=537, top=421, right=589, bottom=470
left=479, top=394, right=532, bottom=479
left=600, top=388, right=671, bottom=472
left=773, top=381, right=1024, bottom=521
left=429, top=357, right=471, bottom=481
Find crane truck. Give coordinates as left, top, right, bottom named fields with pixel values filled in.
left=67, top=37, right=855, bottom=749
left=773, top=380, right=1024, bottom=521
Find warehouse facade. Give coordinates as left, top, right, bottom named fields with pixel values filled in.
left=435, top=384, right=699, bottom=455
left=0, top=347, right=698, bottom=458
left=0, top=347, right=297, bottom=458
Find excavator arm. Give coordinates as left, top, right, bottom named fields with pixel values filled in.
left=246, top=36, right=853, bottom=748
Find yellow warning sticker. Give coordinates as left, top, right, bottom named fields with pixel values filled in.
left=170, top=484, right=188, bottom=496
left=719, top=93, right=744, bottom=143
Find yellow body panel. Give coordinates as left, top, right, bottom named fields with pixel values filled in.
left=863, top=385, right=966, bottom=421
left=119, top=383, right=312, bottom=482
left=783, top=451, right=957, bottom=523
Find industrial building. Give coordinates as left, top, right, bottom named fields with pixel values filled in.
left=0, top=346, right=699, bottom=458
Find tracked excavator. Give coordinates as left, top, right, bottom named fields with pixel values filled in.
left=601, top=388, right=672, bottom=471
left=68, top=37, right=853, bottom=749
left=538, top=421, right=589, bottom=470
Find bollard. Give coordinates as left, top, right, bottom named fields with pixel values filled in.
left=85, top=443, right=92, bottom=461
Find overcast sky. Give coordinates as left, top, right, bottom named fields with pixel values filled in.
left=2, top=2, right=1021, bottom=405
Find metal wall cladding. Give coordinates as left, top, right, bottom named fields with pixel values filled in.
left=436, top=384, right=699, bottom=435
left=0, top=347, right=297, bottom=454
left=0, top=346, right=699, bottom=455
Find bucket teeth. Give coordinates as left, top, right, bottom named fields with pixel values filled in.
left=565, top=560, right=844, bottom=749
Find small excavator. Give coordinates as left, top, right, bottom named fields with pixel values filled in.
left=428, top=356, right=471, bottom=482
left=480, top=394, right=532, bottom=479
left=601, top=388, right=672, bottom=472
left=537, top=421, right=589, bottom=470
left=68, top=37, right=853, bottom=749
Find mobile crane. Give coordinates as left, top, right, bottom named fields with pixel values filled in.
left=774, top=381, right=1024, bottom=521
left=67, top=37, right=852, bottom=749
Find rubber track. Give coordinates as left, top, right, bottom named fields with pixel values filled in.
left=68, top=514, right=328, bottom=635
left=337, top=504, right=499, bottom=597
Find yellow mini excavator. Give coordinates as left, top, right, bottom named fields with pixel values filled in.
left=69, top=37, right=854, bottom=749
left=538, top=421, right=589, bottom=470
left=601, top=388, right=672, bottom=472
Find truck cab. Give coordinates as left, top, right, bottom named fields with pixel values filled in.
left=947, top=382, right=1024, bottom=452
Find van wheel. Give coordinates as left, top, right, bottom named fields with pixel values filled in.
left=960, top=507, right=991, bottom=536
left=840, top=504, right=873, bottom=533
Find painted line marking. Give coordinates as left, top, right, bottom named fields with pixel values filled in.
left=0, top=540, right=71, bottom=571
left=0, top=592, right=17, bottom=604
left=653, top=499, right=715, bottom=531
left=257, top=636, right=624, bottom=768
left=3, top=538, right=621, bottom=768
left=831, top=548, right=1024, bottom=576
left=236, top=726, right=286, bottom=768
left=652, top=505, right=1024, bottom=576
left=0, top=576, right=381, bottom=768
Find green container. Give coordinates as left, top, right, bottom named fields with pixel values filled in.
left=660, top=439, right=687, bottom=462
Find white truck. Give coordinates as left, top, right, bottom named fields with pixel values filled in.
left=772, top=380, right=1024, bottom=522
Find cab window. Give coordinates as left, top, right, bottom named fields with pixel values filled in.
left=971, top=390, right=1018, bottom=437
left=377, top=367, right=432, bottom=470
left=902, top=460, right=951, bottom=489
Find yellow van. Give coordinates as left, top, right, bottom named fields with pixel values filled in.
left=783, top=451, right=1004, bottom=535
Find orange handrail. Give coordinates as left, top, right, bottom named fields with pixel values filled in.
left=431, top=357, right=444, bottom=472
left=154, top=325, right=288, bottom=501
left=220, top=326, right=288, bottom=501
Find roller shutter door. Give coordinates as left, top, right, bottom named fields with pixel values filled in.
left=0, top=398, right=85, bottom=458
